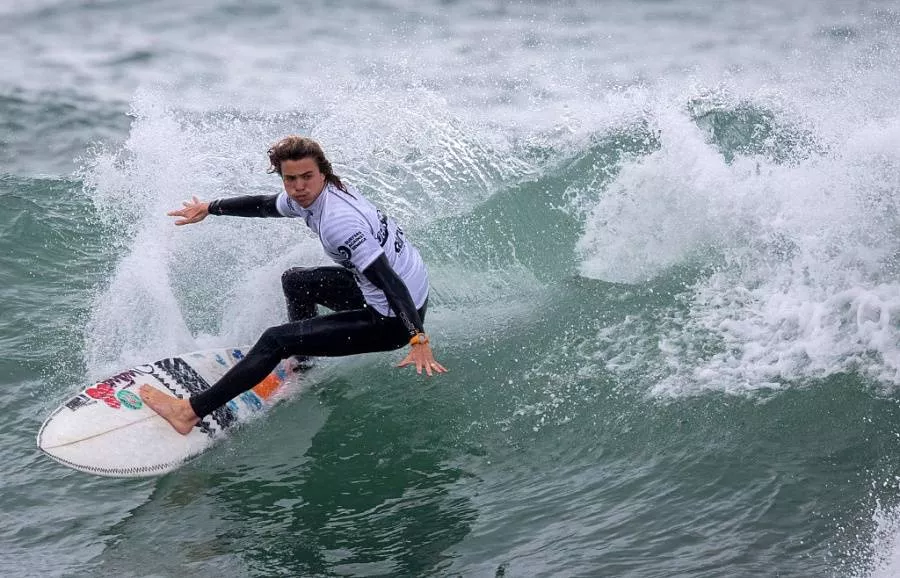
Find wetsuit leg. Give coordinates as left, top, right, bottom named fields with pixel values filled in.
left=189, top=302, right=428, bottom=419
left=281, top=266, right=366, bottom=369
left=281, top=267, right=365, bottom=321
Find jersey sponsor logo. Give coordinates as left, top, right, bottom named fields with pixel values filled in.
left=336, top=245, right=354, bottom=269
left=344, top=231, right=366, bottom=251
left=375, top=210, right=389, bottom=246
left=394, top=226, right=406, bottom=253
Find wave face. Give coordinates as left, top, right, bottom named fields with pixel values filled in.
left=3, top=1, right=900, bottom=576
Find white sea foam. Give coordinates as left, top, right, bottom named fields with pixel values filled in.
left=576, top=86, right=900, bottom=395
left=842, top=487, right=900, bottom=578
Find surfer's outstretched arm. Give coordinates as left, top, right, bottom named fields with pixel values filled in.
left=168, top=194, right=282, bottom=225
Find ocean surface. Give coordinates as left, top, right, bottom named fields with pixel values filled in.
left=3, top=0, right=900, bottom=576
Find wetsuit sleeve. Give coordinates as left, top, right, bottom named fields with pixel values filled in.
left=208, top=194, right=282, bottom=218
left=362, top=254, right=425, bottom=337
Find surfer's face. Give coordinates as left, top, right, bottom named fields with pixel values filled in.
left=281, top=157, right=326, bottom=208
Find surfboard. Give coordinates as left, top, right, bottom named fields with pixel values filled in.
left=37, top=347, right=296, bottom=478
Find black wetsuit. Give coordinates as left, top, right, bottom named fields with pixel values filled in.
left=188, top=186, right=429, bottom=419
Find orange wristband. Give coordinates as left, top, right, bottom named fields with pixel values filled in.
left=409, top=333, right=429, bottom=346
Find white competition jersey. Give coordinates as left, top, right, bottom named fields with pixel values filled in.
left=275, top=183, right=429, bottom=316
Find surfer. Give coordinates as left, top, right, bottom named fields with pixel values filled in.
left=140, top=136, right=446, bottom=434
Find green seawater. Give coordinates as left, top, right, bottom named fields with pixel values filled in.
left=5, top=120, right=900, bottom=576
left=3, top=1, right=900, bottom=576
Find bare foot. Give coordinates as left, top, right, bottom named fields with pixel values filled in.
left=139, top=384, right=200, bottom=435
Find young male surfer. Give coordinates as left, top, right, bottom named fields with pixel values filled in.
left=140, top=136, right=446, bottom=434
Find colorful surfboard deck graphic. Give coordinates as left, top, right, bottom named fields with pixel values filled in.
left=37, top=347, right=296, bottom=478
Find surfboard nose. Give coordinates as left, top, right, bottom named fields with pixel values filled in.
left=36, top=391, right=214, bottom=477
left=37, top=347, right=297, bottom=477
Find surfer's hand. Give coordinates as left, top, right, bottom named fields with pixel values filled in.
left=397, top=343, right=447, bottom=376
left=167, top=196, right=209, bottom=226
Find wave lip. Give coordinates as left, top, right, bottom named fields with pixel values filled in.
left=576, top=95, right=900, bottom=394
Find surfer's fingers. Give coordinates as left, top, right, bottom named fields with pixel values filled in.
left=398, top=350, right=445, bottom=376
left=426, top=362, right=446, bottom=374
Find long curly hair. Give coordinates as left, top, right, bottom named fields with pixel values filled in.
left=267, top=136, right=347, bottom=192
